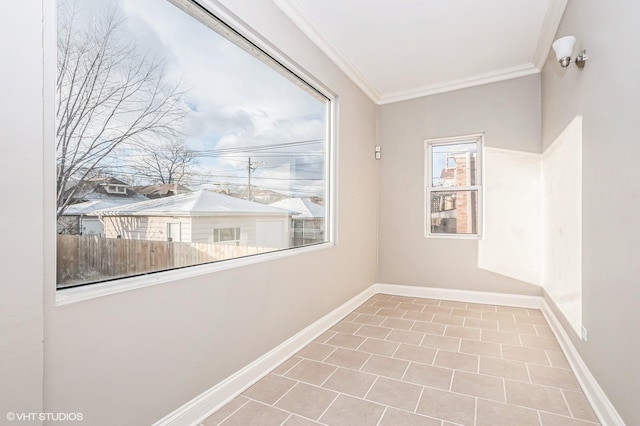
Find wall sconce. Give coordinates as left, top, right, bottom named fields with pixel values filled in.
left=552, top=36, right=588, bottom=69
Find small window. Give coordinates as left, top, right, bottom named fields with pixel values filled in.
left=425, top=135, right=483, bottom=238
left=213, top=227, right=241, bottom=244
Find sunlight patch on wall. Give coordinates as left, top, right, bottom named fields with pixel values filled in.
left=478, top=147, right=542, bottom=286
left=542, top=115, right=583, bottom=337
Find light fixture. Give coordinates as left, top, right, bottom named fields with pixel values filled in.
left=552, top=36, right=588, bottom=69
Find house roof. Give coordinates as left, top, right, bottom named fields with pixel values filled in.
left=91, top=190, right=292, bottom=217
left=132, top=183, right=191, bottom=197
left=63, top=197, right=147, bottom=216
left=269, top=197, right=325, bottom=218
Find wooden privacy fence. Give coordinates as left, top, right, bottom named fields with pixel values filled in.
left=57, top=235, right=276, bottom=287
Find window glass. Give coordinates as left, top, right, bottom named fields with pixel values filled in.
left=56, top=0, right=331, bottom=288
left=425, top=136, right=482, bottom=238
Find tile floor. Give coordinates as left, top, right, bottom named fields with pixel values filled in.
left=201, top=294, right=600, bottom=426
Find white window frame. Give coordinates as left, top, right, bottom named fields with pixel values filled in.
left=424, top=134, right=484, bottom=239
left=49, top=0, right=337, bottom=305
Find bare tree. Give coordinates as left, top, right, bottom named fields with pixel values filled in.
left=56, top=0, right=186, bottom=217
left=132, top=138, right=197, bottom=184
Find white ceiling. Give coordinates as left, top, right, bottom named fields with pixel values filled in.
left=274, top=0, right=568, bottom=104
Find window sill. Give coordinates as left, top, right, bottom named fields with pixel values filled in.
left=55, top=242, right=334, bottom=306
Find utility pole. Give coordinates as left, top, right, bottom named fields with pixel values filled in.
left=247, top=157, right=260, bottom=201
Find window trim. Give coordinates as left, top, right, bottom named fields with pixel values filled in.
left=51, top=0, right=338, bottom=305
left=424, top=134, right=484, bottom=239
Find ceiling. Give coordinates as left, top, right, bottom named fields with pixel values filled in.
left=274, top=0, right=568, bottom=104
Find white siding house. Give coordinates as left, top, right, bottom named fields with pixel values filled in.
left=93, top=190, right=292, bottom=248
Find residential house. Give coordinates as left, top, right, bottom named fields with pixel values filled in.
left=94, top=190, right=292, bottom=249
left=131, top=183, right=191, bottom=199
left=2, top=1, right=638, bottom=425
left=269, top=197, right=325, bottom=246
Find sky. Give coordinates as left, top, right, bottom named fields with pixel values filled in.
left=60, top=0, right=328, bottom=197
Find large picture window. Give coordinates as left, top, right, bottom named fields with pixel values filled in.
left=56, top=0, right=332, bottom=288
left=425, top=134, right=483, bottom=238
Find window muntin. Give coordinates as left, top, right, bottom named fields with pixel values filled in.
left=55, top=0, right=332, bottom=289
left=425, top=135, right=483, bottom=238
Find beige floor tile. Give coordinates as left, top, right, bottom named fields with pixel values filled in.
left=563, top=390, right=600, bottom=423
left=373, top=294, right=394, bottom=301
left=285, top=359, right=337, bottom=386
left=434, top=350, right=478, bottom=373
left=372, top=300, right=401, bottom=309
left=318, top=394, right=385, bottom=426
left=451, top=371, right=505, bottom=402
left=325, top=333, right=366, bottom=350
left=352, top=314, right=385, bottom=326
left=479, top=356, right=530, bottom=382
left=329, top=321, right=362, bottom=334
left=528, top=364, right=581, bottom=391
left=421, top=334, right=460, bottom=351
left=354, top=324, right=393, bottom=339
left=497, top=321, right=537, bottom=335
left=502, top=344, right=550, bottom=365
left=379, top=408, right=442, bottom=426
left=272, top=356, right=303, bottom=375
left=423, top=305, right=454, bottom=315
left=314, top=331, right=336, bottom=344
left=480, top=329, right=521, bottom=345
left=445, top=325, right=481, bottom=340
left=282, top=415, right=324, bottom=426
left=202, top=396, right=249, bottom=425
left=403, top=362, right=453, bottom=390
left=296, top=342, right=336, bottom=362
left=380, top=317, right=414, bottom=330
left=321, top=367, right=377, bottom=397
left=274, top=382, right=338, bottom=420
left=496, top=306, right=530, bottom=315
left=353, top=305, right=379, bottom=315
left=481, top=311, right=516, bottom=322
left=539, top=411, right=601, bottom=425
left=464, top=317, right=499, bottom=330
left=451, top=308, right=483, bottom=319
left=535, top=325, right=556, bottom=338
left=386, top=329, right=424, bottom=345
left=465, top=302, right=498, bottom=312
left=546, top=350, right=571, bottom=369
left=520, top=334, right=562, bottom=351
left=514, top=314, right=549, bottom=326
left=357, top=338, right=400, bottom=357
left=365, top=376, right=422, bottom=411
left=505, top=380, right=570, bottom=415
left=432, top=314, right=465, bottom=327
left=377, top=307, right=407, bottom=318
left=440, top=300, right=468, bottom=309
left=242, top=374, right=297, bottom=405
left=398, top=302, right=426, bottom=312
left=412, top=320, right=446, bottom=335
left=219, top=400, right=289, bottom=426
left=361, top=354, right=409, bottom=379
left=393, top=343, right=437, bottom=365
left=342, top=313, right=359, bottom=322
left=413, top=297, right=441, bottom=306
left=323, top=348, right=371, bottom=369
left=404, top=311, right=436, bottom=322
left=475, top=398, right=540, bottom=426
left=460, top=339, right=501, bottom=357
left=416, top=386, right=476, bottom=425
left=390, top=295, right=417, bottom=303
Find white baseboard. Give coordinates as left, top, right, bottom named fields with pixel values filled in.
left=152, top=285, right=377, bottom=426
left=541, top=300, right=625, bottom=426
left=374, top=282, right=542, bottom=309
left=154, top=283, right=622, bottom=426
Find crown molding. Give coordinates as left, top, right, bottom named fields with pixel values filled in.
left=378, top=64, right=540, bottom=105
left=532, top=0, right=569, bottom=70
left=273, top=0, right=381, bottom=103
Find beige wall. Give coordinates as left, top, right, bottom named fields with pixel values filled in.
left=34, top=2, right=378, bottom=426
left=541, top=0, right=640, bottom=423
left=377, top=75, right=542, bottom=296
left=0, top=1, right=44, bottom=420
